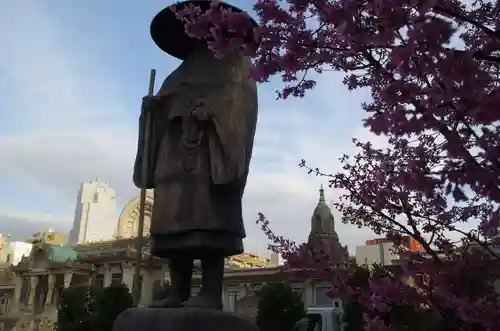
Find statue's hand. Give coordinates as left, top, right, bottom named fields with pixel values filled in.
left=141, top=95, right=163, bottom=113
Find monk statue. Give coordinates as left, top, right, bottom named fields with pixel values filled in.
left=133, top=1, right=258, bottom=310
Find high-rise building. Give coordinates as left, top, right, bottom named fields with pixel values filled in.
left=69, top=179, right=117, bottom=245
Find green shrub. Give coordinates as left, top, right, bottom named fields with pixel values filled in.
left=55, top=285, right=94, bottom=331
left=90, top=283, right=133, bottom=331
left=255, top=282, right=305, bottom=331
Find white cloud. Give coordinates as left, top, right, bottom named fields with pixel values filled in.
left=0, top=1, right=378, bottom=254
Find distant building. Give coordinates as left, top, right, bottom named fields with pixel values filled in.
left=364, top=236, right=424, bottom=252
left=269, top=252, right=283, bottom=266
left=227, top=253, right=275, bottom=269
left=355, top=235, right=425, bottom=266
left=355, top=242, right=399, bottom=266
left=308, top=185, right=349, bottom=263
left=0, top=234, right=12, bottom=264
left=9, top=241, right=33, bottom=266
left=26, top=229, right=67, bottom=245
left=69, top=179, right=117, bottom=245
left=0, top=234, right=32, bottom=266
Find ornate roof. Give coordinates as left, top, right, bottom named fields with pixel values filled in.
left=12, top=243, right=93, bottom=273
left=74, top=237, right=167, bottom=268
left=11, top=237, right=167, bottom=273
left=73, top=237, right=140, bottom=252
left=46, top=244, right=79, bottom=261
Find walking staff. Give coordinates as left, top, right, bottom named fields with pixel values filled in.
left=132, top=69, right=156, bottom=306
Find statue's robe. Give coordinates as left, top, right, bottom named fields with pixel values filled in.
left=133, top=52, right=258, bottom=259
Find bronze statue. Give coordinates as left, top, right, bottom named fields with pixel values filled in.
left=133, top=1, right=258, bottom=310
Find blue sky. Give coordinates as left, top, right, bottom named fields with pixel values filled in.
left=0, top=0, right=379, bottom=254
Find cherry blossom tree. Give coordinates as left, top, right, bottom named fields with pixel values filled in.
left=175, top=0, right=500, bottom=330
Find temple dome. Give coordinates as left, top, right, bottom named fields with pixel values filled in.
left=116, top=190, right=154, bottom=239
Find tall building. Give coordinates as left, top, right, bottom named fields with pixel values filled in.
left=26, top=229, right=67, bottom=245
left=308, top=185, right=348, bottom=262
left=69, top=179, right=117, bottom=245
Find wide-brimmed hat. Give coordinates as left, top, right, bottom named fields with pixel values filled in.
left=150, top=0, right=258, bottom=60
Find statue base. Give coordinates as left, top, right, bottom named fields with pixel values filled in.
left=113, top=307, right=259, bottom=331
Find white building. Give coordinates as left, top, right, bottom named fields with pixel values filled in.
left=269, top=251, right=284, bottom=266
left=10, top=241, right=33, bottom=265
left=355, top=242, right=399, bottom=266
left=69, top=179, right=117, bottom=245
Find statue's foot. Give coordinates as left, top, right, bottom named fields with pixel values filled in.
left=183, top=293, right=223, bottom=310
left=148, top=295, right=184, bottom=308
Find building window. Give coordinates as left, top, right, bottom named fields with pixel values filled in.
left=314, top=286, right=332, bottom=306
left=111, top=273, right=122, bottom=285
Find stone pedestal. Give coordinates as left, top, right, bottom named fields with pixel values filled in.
left=113, top=307, right=259, bottom=331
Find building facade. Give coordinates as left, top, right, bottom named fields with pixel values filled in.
left=355, top=235, right=425, bottom=266
left=364, top=236, right=424, bottom=252
left=69, top=179, right=117, bottom=245
left=269, top=252, right=284, bottom=266
left=355, top=242, right=399, bottom=266
left=26, top=230, right=67, bottom=246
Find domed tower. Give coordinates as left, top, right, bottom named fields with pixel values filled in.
left=308, top=185, right=348, bottom=262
